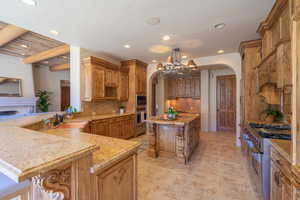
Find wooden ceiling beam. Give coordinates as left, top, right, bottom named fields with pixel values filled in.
left=23, top=44, right=70, bottom=64
left=49, top=63, right=70, bottom=72
left=0, top=25, right=28, bottom=47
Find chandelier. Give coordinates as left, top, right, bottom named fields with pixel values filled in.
left=156, top=48, right=197, bottom=73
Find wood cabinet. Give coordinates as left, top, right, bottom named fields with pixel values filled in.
left=270, top=147, right=292, bottom=200
left=136, top=64, right=147, bottom=95
left=118, top=71, right=129, bottom=101
left=94, top=154, right=137, bottom=200
left=82, top=56, right=129, bottom=102
left=90, top=114, right=135, bottom=139
left=167, top=76, right=201, bottom=99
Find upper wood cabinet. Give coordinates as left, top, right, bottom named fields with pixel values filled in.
left=82, top=56, right=129, bottom=102
left=118, top=70, right=129, bottom=101
left=166, top=76, right=201, bottom=99
left=136, top=64, right=147, bottom=95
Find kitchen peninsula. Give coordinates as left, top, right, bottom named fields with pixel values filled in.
left=146, top=113, right=200, bottom=164
left=0, top=113, right=140, bottom=200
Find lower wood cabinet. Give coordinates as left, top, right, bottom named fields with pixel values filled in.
left=93, top=153, right=137, bottom=200
left=270, top=147, right=292, bottom=200
left=90, top=115, right=135, bottom=139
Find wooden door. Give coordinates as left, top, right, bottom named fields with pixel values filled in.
left=216, top=75, right=236, bottom=132
left=60, top=80, right=70, bottom=111
left=97, top=156, right=135, bottom=200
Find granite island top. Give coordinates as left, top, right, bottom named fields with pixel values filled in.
left=42, top=128, right=140, bottom=173
left=0, top=126, right=98, bottom=182
left=0, top=112, right=141, bottom=183
left=268, top=139, right=292, bottom=163
left=146, top=113, right=200, bottom=126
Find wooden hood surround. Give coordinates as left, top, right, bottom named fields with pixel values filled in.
left=0, top=21, right=70, bottom=71
left=241, top=0, right=300, bottom=198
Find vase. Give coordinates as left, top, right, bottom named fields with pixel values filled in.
left=120, top=108, right=125, bottom=115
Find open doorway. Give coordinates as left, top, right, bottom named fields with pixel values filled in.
left=216, top=75, right=236, bottom=132
left=60, top=80, right=70, bottom=111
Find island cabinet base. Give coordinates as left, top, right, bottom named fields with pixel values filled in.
left=91, top=153, right=138, bottom=200
left=147, top=115, right=200, bottom=164
left=31, top=154, right=93, bottom=200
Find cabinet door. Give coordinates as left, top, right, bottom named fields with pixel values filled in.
left=93, top=67, right=105, bottom=100
left=185, top=78, right=191, bottom=97
left=97, top=156, right=135, bottom=200
left=112, top=70, right=119, bottom=87
left=270, top=161, right=282, bottom=200
left=91, top=120, right=109, bottom=136
left=109, top=120, right=121, bottom=138
left=119, top=72, right=129, bottom=101
left=177, top=79, right=185, bottom=97
left=281, top=176, right=292, bottom=200
left=194, top=77, right=201, bottom=98
left=105, top=69, right=112, bottom=86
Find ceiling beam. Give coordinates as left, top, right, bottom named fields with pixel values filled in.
left=49, top=63, right=70, bottom=72
left=0, top=25, right=28, bottom=47
left=23, top=44, right=70, bottom=64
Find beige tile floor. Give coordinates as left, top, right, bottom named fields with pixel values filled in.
left=132, top=131, right=261, bottom=200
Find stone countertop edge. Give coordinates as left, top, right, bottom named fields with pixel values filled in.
left=90, top=144, right=140, bottom=174
left=268, top=139, right=292, bottom=163
left=66, top=112, right=135, bottom=122
left=0, top=143, right=99, bottom=183
left=146, top=114, right=200, bottom=126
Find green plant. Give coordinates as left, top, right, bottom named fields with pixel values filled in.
left=119, top=105, right=125, bottom=109
left=261, top=106, right=283, bottom=121
left=65, top=106, right=78, bottom=114
left=37, top=90, right=52, bottom=112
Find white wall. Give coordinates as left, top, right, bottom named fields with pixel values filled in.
left=0, top=54, right=35, bottom=98
left=33, top=66, right=70, bottom=112
left=147, top=53, right=242, bottom=146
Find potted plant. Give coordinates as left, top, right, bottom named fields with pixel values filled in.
left=261, top=106, right=283, bottom=123
left=119, top=105, right=125, bottom=115
left=37, top=90, right=52, bottom=112
left=167, top=107, right=177, bottom=120
left=65, top=106, right=78, bottom=119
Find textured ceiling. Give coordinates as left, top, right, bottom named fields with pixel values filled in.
left=0, top=0, right=275, bottom=63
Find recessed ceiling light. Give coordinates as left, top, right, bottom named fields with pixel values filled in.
left=21, top=53, right=26, bottom=56
left=146, top=17, right=160, bottom=26
left=21, top=0, right=37, bottom=6
left=218, top=50, right=225, bottom=54
left=182, top=55, right=187, bottom=59
left=152, top=60, right=157, bottom=63
left=214, top=23, right=226, bottom=29
left=21, top=44, right=28, bottom=48
left=124, top=44, right=131, bottom=49
left=163, top=35, right=170, bottom=41
left=50, top=30, right=59, bottom=35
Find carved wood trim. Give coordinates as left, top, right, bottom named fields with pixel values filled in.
left=32, top=165, right=71, bottom=200
left=176, top=126, right=186, bottom=164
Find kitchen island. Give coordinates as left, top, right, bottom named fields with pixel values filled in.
left=146, top=113, right=200, bottom=164
left=0, top=113, right=140, bottom=200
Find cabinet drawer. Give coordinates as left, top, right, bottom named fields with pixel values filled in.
left=271, top=147, right=291, bottom=178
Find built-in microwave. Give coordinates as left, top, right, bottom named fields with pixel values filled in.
left=136, top=95, right=147, bottom=106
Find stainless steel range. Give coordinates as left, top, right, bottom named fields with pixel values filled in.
left=243, top=123, right=291, bottom=200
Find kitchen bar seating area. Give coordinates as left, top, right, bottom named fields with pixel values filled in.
left=1, top=0, right=300, bottom=199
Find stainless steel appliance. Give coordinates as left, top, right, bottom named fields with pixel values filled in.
left=243, top=123, right=291, bottom=200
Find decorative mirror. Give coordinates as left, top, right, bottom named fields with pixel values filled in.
left=0, top=77, right=22, bottom=97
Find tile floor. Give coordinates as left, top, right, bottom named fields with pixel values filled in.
left=132, top=131, right=260, bottom=200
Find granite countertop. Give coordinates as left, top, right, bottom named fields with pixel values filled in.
left=0, top=126, right=98, bottom=182
left=41, top=128, right=141, bottom=173
left=268, top=139, right=292, bottom=163
left=66, top=112, right=135, bottom=122
left=146, top=113, right=200, bottom=126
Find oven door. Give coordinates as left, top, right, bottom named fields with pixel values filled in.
left=248, top=144, right=263, bottom=197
